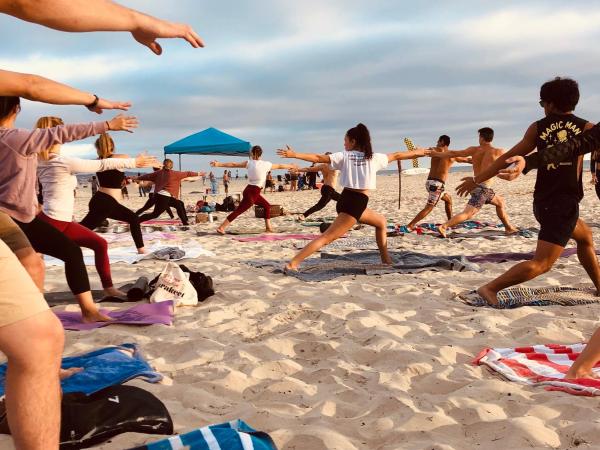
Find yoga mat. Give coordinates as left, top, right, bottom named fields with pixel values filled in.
left=55, top=301, right=174, bottom=331
left=233, top=233, right=321, bottom=242
left=44, top=278, right=149, bottom=306
left=467, top=247, right=600, bottom=264
left=0, top=343, right=161, bottom=396
left=458, top=287, right=600, bottom=308
left=475, top=343, right=600, bottom=396
left=248, top=250, right=480, bottom=282
left=128, top=419, right=277, bottom=450
left=44, top=241, right=214, bottom=266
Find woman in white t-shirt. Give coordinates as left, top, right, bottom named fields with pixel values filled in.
left=277, top=123, right=427, bottom=271
left=210, top=145, right=297, bottom=234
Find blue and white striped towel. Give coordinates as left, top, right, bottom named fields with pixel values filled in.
left=128, top=419, right=277, bottom=450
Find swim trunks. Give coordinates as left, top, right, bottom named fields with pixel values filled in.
left=425, top=178, right=445, bottom=206
left=0, top=240, right=49, bottom=328
left=336, top=189, right=369, bottom=222
left=467, top=185, right=495, bottom=209
left=534, top=195, right=579, bottom=247
left=0, top=211, right=32, bottom=252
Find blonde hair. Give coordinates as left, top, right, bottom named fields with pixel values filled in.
left=95, top=133, right=115, bottom=158
left=35, top=116, right=64, bottom=161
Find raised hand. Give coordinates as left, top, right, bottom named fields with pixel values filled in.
left=90, top=98, right=132, bottom=114
left=107, top=114, right=139, bottom=133
left=456, top=177, right=477, bottom=197
left=134, top=152, right=160, bottom=168
left=277, top=145, right=296, bottom=158
left=497, top=156, right=526, bottom=181
left=210, top=160, right=219, bottom=167
left=132, top=17, right=205, bottom=55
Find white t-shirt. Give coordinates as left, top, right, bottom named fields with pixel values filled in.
left=37, top=155, right=136, bottom=221
left=328, top=151, right=389, bottom=190
left=247, top=159, right=273, bottom=187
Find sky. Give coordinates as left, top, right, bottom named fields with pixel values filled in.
left=2, top=0, right=600, bottom=171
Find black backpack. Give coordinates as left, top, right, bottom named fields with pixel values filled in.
left=148, top=265, right=215, bottom=302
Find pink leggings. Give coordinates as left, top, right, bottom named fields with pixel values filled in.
left=38, top=212, right=113, bottom=288
left=227, top=185, right=271, bottom=222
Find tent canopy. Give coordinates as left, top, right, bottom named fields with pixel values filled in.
left=164, top=127, right=251, bottom=157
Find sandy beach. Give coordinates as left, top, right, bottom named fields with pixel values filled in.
left=4, top=171, right=600, bottom=450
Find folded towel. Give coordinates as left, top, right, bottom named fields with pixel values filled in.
left=458, top=287, right=600, bottom=308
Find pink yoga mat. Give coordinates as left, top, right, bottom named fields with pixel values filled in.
left=55, top=301, right=174, bottom=331
left=232, top=233, right=321, bottom=242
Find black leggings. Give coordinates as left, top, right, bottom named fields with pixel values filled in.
left=136, top=193, right=174, bottom=218
left=15, top=217, right=90, bottom=295
left=80, top=191, right=145, bottom=249
left=303, top=185, right=341, bottom=218
left=139, top=194, right=189, bottom=225
left=596, top=170, right=600, bottom=201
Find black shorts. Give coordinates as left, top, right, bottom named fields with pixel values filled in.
left=336, top=188, right=369, bottom=222
left=533, top=197, right=579, bottom=247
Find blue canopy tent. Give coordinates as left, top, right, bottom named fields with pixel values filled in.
left=164, top=127, right=251, bottom=169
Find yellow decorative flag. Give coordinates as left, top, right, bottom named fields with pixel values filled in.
left=403, top=137, right=419, bottom=168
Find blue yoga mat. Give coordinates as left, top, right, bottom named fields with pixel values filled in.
left=0, top=343, right=161, bottom=396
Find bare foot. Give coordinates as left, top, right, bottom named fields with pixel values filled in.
left=265, top=228, right=275, bottom=233
left=216, top=227, right=226, bottom=235
left=406, top=225, right=415, bottom=232
left=104, top=286, right=126, bottom=298
left=504, top=225, right=519, bottom=235
left=296, top=215, right=306, bottom=222
left=60, top=367, right=83, bottom=380
left=82, top=309, right=113, bottom=323
left=477, top=285, right=500, bottom=307
left=437, top=225, right=448, bottom=238
left=137, top=247, right=147, bottom=255
left=565, top=365, right=599, bottom=380
left=381, top=256, right=393, bottom=265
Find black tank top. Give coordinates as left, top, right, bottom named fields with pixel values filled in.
left=534, top=113, right=588, bottom=204
left=96, top=162, right=125, bottom=189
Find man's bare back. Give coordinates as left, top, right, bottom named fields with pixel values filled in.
left=429, top=148, right=455, bottom=182
left=468, top=144, right=505, bottom=185
left=316, top=164, right=339, bottom=187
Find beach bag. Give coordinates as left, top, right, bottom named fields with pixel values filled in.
left=0, top=385, right=173, bottom=450
left=255, top=205, right=284, bottom=218
left=150, top=262, right=198, bottom=306
left=180, top=265, right=215, bottom=302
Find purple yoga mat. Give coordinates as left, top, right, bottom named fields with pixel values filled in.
left=55, top=301, right=174, bottom=331
left=232, top=233, right=321, bottom=242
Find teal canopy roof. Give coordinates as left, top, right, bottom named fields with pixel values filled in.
left=164, top=127, right=251, bottom=156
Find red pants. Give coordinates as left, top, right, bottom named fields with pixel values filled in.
left=227, top=185, right=271, bottom=222
left=38, top=212, right=113, bottom=288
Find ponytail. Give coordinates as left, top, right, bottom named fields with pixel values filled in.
left=95, top=133, right=115, bottom=159
left=346, top=123, right=373, bottom=159
left=250, top=145, right=263, bottom=160
left=35, top=116, right=64, bottom=161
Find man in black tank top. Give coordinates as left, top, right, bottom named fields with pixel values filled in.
left=454, top=77, right=600, bottom=310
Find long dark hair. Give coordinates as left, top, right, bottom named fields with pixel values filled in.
left=250, top=145, right=263, bottom=160
left=346, top=123, right=373, bottom=159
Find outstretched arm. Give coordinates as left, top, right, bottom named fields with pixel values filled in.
left=272, top=163, right=299, bottom=170
left=211, top=161, right=248, bottom=169
left=277, top=146, right=330, bottom=163
left=295, top=164, right=326, bottom=173
left=0, top=0, right=204, bottom=55
left=387, top=148, right=428, bottom=163
left=0, top=69, right=130, bottom=113
left=456, top=124, right=537, bottom=196
left=453, top=156, right=472, bottom=164
left=429, top=147, right=476, bottom=159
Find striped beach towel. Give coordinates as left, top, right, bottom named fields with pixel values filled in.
left=129, top=419, right=277, bottom=450
left=475, top=344, right=600, bottom=396
left=458, top=286, right=600, bottom=308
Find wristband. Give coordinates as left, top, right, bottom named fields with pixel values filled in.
left=86, top=94, right=99, bottom=111
left=105, top=120, right=111, bottom=131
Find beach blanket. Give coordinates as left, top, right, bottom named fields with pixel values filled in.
left=458, top=287, right=600, bottom=308
left=233, top=233, right=321, bottom=242
left=0, top=343, right=161, bottom=396
left=394, top=221, right=537, bottom=239
left=55, top=301, right=174, bottom=331
left=128, top=419, right=277, bottom=450
left=102, top=231, right=177, bottom=244
left=248, top=250, right=480, bottom=282
left=475, top=344, right=600, bottom=396
left=466, top=247, right=600, bottom=264
left=45, top=278, right=149, bottom=306
left=44, top=241, right=214, bottom=266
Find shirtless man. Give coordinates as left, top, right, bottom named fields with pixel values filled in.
left=406, top=135, right=471, bottom=231
left=427, top=128, right=517, bottom=238
left=296, top=153, right=340, bottom=221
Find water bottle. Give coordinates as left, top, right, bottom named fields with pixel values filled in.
left=208, top=212, right=214, bottom=223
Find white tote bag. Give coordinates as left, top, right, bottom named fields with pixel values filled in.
left=150, top=262, right=198, bottom=306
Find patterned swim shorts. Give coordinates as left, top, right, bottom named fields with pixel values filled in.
left=425, top=179, right=445, bottom=205
left=467, top=185, right=495, bottom=209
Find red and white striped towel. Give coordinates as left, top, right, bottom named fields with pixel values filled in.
left=474, top=344, right=600, bottom=396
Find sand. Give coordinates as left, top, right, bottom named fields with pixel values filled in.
left=3, top=171, right=600, bottom=450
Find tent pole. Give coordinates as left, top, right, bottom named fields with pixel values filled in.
left=178, top=154, right=182, bottom=170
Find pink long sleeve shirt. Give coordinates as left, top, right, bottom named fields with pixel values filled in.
left=0, top=122, right=108, bottom=223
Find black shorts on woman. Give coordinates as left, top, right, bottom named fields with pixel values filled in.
left=336, top=188, right=368, bottom=222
